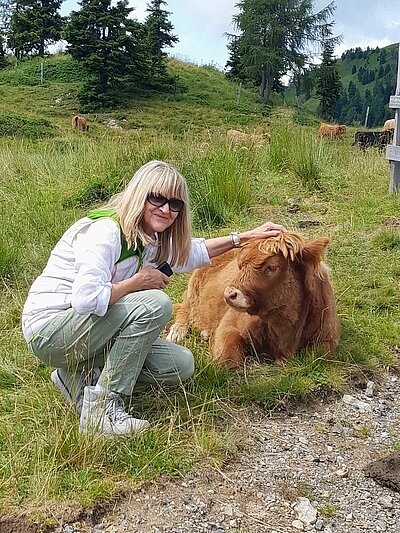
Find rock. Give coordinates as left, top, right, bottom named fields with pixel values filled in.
left=364, top=452, right=400, bottom=492
left=294, top=497, right=317, bottom=525
left=342, top=394, right=371, bottom=411
left=292, top=519, right=304, bottom=530
left=365, top=381, right=375, bottom=396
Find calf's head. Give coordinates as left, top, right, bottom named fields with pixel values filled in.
left=224, top=232, right=330, bottom=315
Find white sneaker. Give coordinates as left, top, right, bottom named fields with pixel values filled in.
left=79, top=386, right=150, bottom=437
left=51, top=367, right=101, bottom=416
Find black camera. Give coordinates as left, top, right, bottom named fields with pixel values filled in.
left=156, top=261, right=173, bottom=277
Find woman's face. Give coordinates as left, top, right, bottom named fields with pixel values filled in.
left=141, top=195, right=180, bottom=235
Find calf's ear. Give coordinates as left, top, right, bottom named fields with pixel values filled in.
left=302, top=237, right=330, bottom=266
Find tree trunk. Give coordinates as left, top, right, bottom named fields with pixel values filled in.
left=259, top=67, right=272, bottom=102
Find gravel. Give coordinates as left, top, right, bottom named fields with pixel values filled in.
left=55, top=371, right=400, bottom=533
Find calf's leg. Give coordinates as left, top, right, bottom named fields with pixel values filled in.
left=166, top=303, right=190, bottom=343
left=212, top=320, right=246, bottom=368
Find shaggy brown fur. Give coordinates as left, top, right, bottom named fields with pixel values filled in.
left=72, top=115, right=89, bottom=131
left=227, top=129, right=271, bottom=145
left=167, top=232, right=340, bottom=368
left=318, top=123, right=347, bottom=139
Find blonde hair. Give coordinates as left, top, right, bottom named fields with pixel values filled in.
left=104, top=160, right=192, bottom=267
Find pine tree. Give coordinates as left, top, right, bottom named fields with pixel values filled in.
left=0, top=33, right=7, bottom=68
left=144, top=0, right=177, bottom=82
left=8, top=0, right=64, bottom=58
left=64, top=0, right=148, bottom=109
left=227, top=0, right=339, bottom=101
left=225, top=36, right=244, bottom=80
left=315, top=41, right=341, bottom=120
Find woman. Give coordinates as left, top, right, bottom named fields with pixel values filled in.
left=22, top=160, right=285, bottom=437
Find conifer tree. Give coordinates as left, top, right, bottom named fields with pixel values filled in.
left=144, top=0, right=177, bottom=81
left=227, top=0, right=339, bottom=101
left=64, top=0, right=148, bottom=108
left=8, top=0, right=64, bottom=58
left=316, top=40, right=341, bottom=120
left=225, top=36, right=243, bottom=80
left=0, top=34, right=7, bottom=68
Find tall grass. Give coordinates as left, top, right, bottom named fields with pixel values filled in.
left=181, top=144, right=261, bottom=229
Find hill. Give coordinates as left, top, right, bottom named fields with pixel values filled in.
left=285, top=43, right=399, bottom=127
left=0, top=53, right=266, bottom=136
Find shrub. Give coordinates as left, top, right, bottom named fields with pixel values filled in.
left=0, top=114, right=57, bottom=138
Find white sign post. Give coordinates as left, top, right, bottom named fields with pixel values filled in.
left=386, top=43, right=400, bottom=193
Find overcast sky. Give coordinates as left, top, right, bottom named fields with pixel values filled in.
left=62, top=1, right=400, bottom=69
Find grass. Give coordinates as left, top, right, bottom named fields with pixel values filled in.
left=1, top=53, right=400, bottom=521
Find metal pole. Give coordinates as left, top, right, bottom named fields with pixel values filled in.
left=364, top=106, right=369, bottom=128
left=388, top=42, right=400, bottom=193
left=236, top=81, right=242, bottom=104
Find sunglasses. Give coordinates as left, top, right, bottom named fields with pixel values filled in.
left=147, top=193, right=184, bottom=213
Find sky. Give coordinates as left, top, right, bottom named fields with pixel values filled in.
left=61, top=1, right=400, bottom=70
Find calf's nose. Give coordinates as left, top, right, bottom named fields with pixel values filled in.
left=224, top=286, right=238, bottom=302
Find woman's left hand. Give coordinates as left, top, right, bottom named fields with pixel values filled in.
left=241, top=221, right=287, bottom=241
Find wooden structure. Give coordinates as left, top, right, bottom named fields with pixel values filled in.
left=386, top=42, right=400, bottom=192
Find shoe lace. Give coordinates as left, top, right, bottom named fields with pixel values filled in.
left=105, top=393, right=130, bottom=423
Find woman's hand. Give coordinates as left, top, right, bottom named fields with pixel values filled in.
left=240, top=221, right=287, bottom=242
left=109, top=266, right=170, bottom=306
left=205, top=221, right=286, bottom=258
left=132, top=266, right=171, bottom=291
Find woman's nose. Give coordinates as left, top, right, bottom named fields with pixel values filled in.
left=159, top=202, right=171, bottom=214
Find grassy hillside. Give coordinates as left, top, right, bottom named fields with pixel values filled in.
left=1, top=53, right=400, bottom=527
left=0, top=54, right=265, bottom=135
left=286, top=43, right=399, bottom=126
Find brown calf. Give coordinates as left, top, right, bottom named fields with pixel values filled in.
left=318, top=123, right=347, bottom=139
left=72, top=115, right=89, bottom=131
left=167, top=232, right=340, bottom=368
left=227, top=129, right=271, bottom=145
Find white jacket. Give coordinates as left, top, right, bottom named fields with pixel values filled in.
left=22, top=217, right=211, bottom=342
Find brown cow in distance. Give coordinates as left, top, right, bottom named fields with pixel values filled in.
left=167, top=232, right=340, bottom=368
left=227, top=129, right=271, bottom=145
left=72, top=115, right=89, bottom=131
left=318, top=123, right=347, bottom=139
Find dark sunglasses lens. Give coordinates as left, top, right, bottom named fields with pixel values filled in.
left=169, top=199, right=184, bottom=212
left=147, top=194, right=166, bottom=207
left=147, top=194, right=183, bottom=212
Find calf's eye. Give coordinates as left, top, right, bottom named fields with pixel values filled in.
left=262, top=265, right=278, bottom=275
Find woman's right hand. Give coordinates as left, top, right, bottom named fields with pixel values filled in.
left=109, top=266, right=170, bottom=306
left=132, top=266, right=170, bottom=291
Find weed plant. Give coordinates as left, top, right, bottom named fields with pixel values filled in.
left=1, top=54, right=400, bottom=518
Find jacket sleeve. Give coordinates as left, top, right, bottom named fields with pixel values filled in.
left=143, top=237, right=212, bottom=273
left=71, top=219, right=121, bottom=315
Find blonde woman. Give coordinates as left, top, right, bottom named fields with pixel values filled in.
left=22, top=160, right=285, bottom=437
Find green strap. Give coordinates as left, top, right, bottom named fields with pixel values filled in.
left=87, top=208, right=143, bottom=266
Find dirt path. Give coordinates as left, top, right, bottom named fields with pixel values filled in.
left=48, top=370, right=400, bottom=533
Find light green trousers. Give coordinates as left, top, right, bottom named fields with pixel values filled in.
left=29, top=290, right=194, bottom=395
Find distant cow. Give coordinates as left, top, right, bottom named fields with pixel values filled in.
left=72, top=115, right=89, bottom=131
left=383, top=119, right=395, bottom=131
left=227, top=129, right=271, bottom=145
left=353, top=130, right=393, bottom=151
left=318, top=123, right=347, bottom=139
left=167, top=232, right=340, bottom=368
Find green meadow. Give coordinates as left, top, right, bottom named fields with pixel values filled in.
left=0, top=54, right=399, bottom=525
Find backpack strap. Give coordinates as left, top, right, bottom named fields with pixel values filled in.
left=87, top=208, right=143, bottom=267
